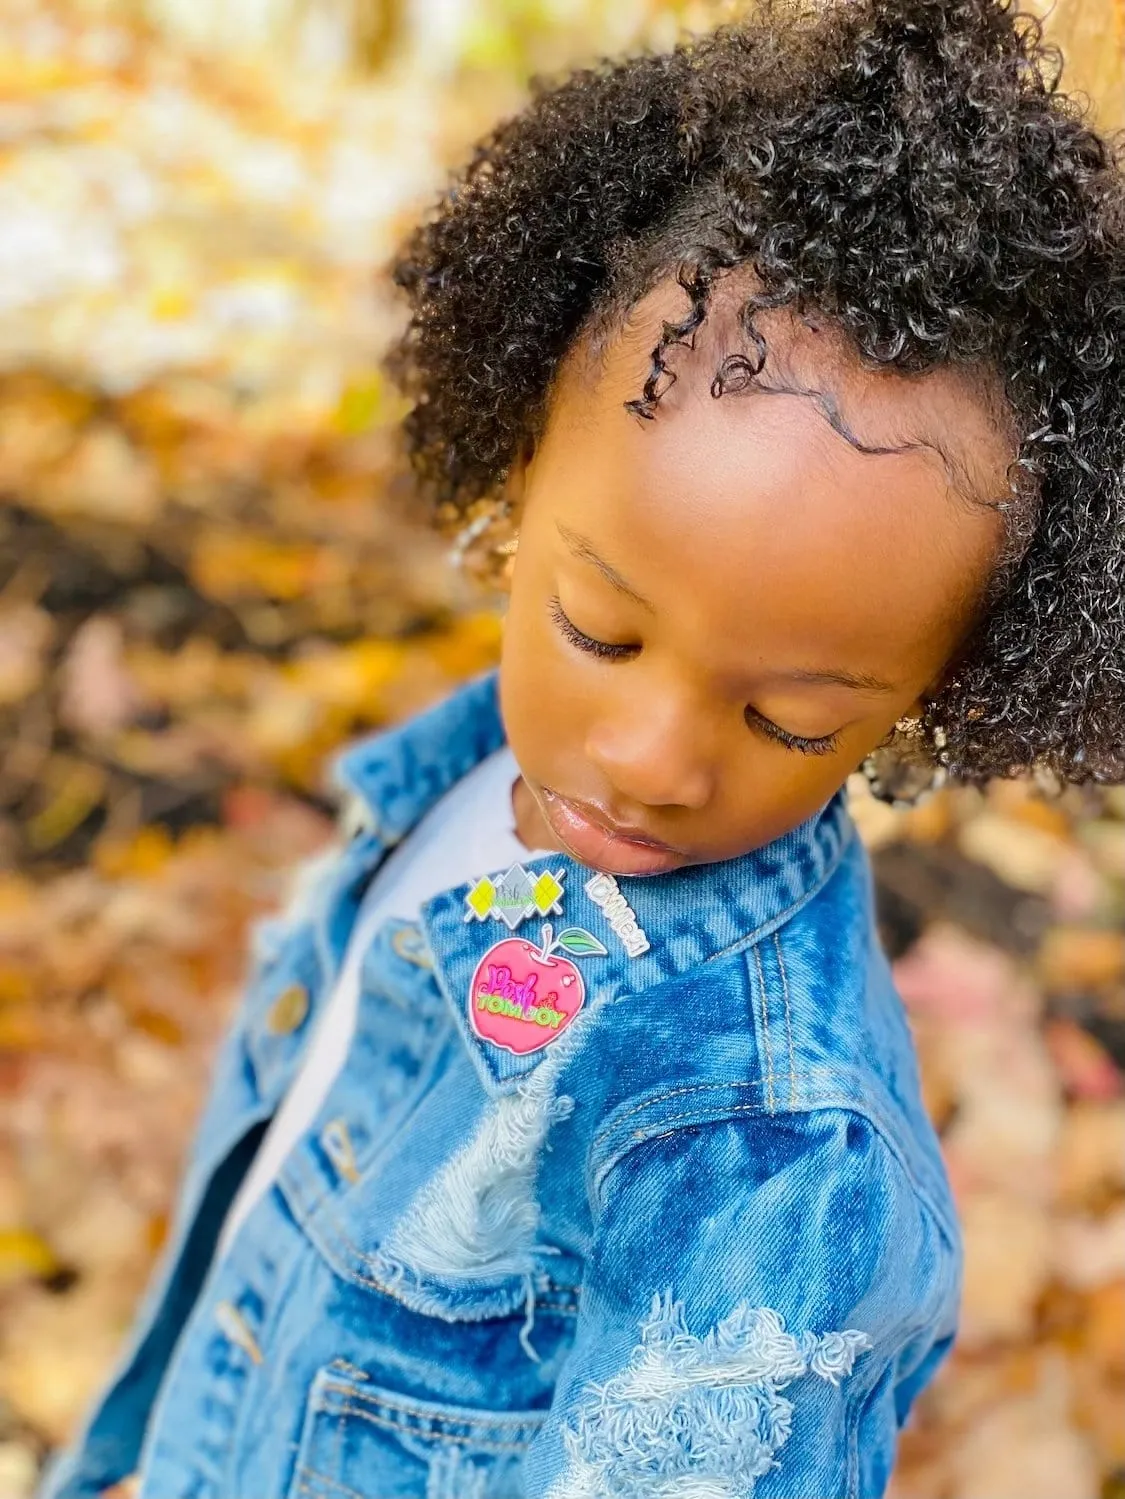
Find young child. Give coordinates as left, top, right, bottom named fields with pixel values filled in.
left=41, top=1, right=1125, bottom=1496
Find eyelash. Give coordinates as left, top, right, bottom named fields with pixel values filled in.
left=547, top=595, right=842, bottom=757
left=743, top=706, right=842, bottom=757
left=548, top=595, right=638, bottom=660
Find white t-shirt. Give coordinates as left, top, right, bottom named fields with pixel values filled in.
left=215, top=746, right=545, bottom=1257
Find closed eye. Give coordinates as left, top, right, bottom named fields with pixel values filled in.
left=549, top=596, right=639, bottom=661
left=550, top=594, right=842, bottom=753
left=744, top=704, right=842, bottom=756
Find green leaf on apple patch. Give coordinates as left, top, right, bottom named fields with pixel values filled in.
left=555, top=927, right=608, bottom=957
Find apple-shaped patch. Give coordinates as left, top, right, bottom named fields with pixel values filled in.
left=469, top=923, right=607, bottom=1055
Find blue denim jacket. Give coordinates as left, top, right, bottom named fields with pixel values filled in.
left=41, top=670, right=961, bottom=1499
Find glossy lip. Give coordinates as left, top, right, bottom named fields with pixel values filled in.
left=535, top=785, right=689, bottom=878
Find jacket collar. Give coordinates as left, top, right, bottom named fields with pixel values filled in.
left=333, top=669, right=509, bottom=847
left=333, top=670, right=856, bottom=1092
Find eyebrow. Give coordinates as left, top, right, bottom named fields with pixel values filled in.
left=556, top=524, right=898, bottom=695
left=769, top=665, right=898, bottom=694
left=557, top=523, right=655, bottom=611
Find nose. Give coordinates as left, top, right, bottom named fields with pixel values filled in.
left=584, top=692, right=716, bottom=812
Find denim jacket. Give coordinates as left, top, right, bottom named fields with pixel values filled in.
left=41, top=669, right=961, bottom=1499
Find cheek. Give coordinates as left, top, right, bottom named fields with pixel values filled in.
left=500, top=566, right=552, bottom=699
left=499, top=574, right=593, bottom=772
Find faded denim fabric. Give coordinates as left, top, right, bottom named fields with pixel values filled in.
left=40, top=670, right=962, bottom=1499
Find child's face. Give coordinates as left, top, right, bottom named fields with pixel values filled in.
left=500, top=281, right=1013, bottom=876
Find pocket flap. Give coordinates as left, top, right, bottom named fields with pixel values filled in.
left=291, top=1362, right=547, bottom=1499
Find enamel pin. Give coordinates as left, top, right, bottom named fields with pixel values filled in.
left=584, top=873, right=650, bottom=957
left=469, top=922, right=607, bottom=1055
left=464, top=864, right=566, bottom=930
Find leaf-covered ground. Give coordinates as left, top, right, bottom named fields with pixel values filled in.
left=0, top=6, right=1123, bottom=1498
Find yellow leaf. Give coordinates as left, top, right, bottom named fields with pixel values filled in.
left=283, top=639, right=405, bottom=712
left=0, top=1229, right=58, bottom=1288
left=150, top=286, right=193, bottom=321
left=26, top=761, right=107, bottom=852
left=0, top=967, right=31, bottom=1006
left=93, top=826, right=176, bottom=880
left=190, top=532, right=343, bottom=603
left=332, top=374, right=386, bottom=436
left=425, top=613, right=503, bottom=677
left=0, top=1009, right=46, bottom=1049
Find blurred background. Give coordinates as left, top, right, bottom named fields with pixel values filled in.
left=0, top=1, right=1123, bottom=1495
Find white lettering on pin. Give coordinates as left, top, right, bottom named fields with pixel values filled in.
left=584, top=873, right=650, bottom=958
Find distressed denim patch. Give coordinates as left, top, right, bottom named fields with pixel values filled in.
left=546, top=1290, right=871, bottom=1498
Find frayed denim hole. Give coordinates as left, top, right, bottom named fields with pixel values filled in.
left=381, top=1004, right=594, bottom=1283
left=544, top=1291, right=872, bottom=1499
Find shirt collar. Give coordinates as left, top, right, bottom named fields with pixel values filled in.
left=331, top=669, right=856, bottom=1092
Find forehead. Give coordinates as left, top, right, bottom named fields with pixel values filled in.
left=534, top=285, right=1010, bottom=676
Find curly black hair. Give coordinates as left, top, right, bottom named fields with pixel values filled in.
left=388, top=0, right=1125, bottom=789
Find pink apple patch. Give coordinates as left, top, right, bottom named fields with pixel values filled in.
left=469, top=923, right=607, bottom=1055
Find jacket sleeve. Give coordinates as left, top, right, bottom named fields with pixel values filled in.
left=520, top=1107, right=958, bottom=1499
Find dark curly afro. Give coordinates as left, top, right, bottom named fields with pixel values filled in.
left=388, top=0, right=1125, bottom=789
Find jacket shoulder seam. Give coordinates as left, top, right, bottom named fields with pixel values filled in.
left=588, top=1096, right=961, bottom=1380
left=588, top=1083, right=959, bottom=1252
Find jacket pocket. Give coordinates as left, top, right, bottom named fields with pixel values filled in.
left=289, top=1362, right=546, bottom=1499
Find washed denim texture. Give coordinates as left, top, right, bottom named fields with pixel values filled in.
left=40, top=670, right=962, bottom=1499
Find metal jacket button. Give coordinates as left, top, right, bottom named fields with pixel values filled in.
left=266, top=982, right=309, bottom=1035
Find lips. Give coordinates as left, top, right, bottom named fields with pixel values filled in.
left=535, top=786, right=687, bottom=877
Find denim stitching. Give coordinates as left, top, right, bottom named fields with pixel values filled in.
left=599, top=1073, right=844, bottom=1139
left=595, top=1090, right=961, bottom=1293
left=331, top=1378, right=348, bottom=1494
left=638, top=1095, right=837, bottom=1131
left=333, top=1401, right=539, bottom=1451
left=773, top=931, right=798, bottom=1110
left=297, top=1471, right=371, bottom=1499
left=584, top=1072, right=845, bottom=1198
left=588, top=1057, right=957, bottom=1239
left=592, top=1086, right=854, bottom=1203
left=844, top=1317, right=927, bottom=1498
left=606, top=1073, right=839, bottom=1125
left=751, top=942, right=776, bottom=1113
left=324, top=1382, right=547, bottom=1431
left=625, top=1096, right=891, bottom=1145
left=592, top=1085, right=942, bottom=1222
